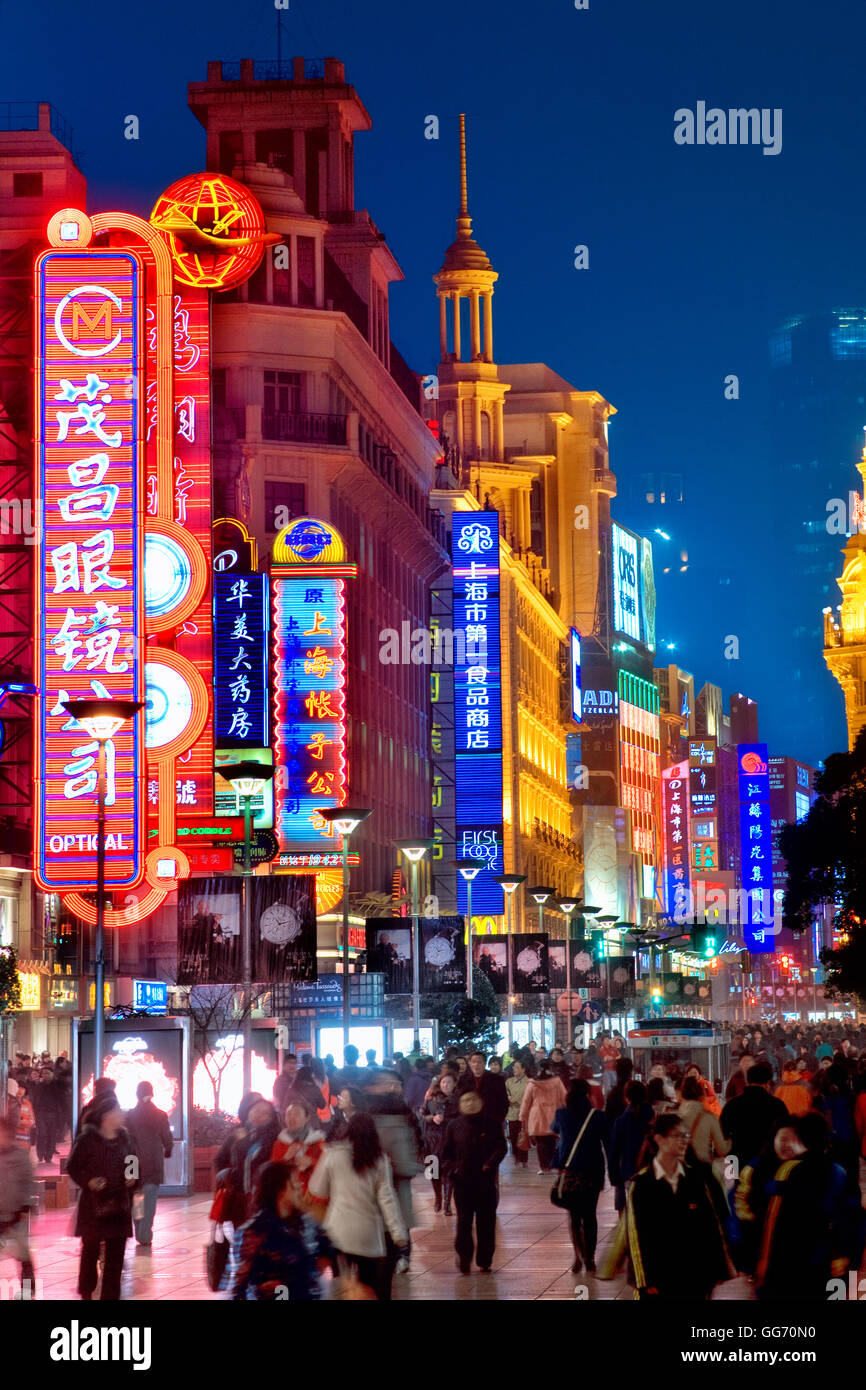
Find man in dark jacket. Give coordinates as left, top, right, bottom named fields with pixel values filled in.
left=443, top=1092, right=508, bottom=1273
left=456, top=1052, right=508, bottom=1129
left=721, top=1064, right=788, bottom=1168
left=125, top=1081, right=173, bottom=1247
left=272, top=1055, right=299, bottom=1116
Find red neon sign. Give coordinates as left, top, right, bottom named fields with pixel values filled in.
left=34, top=251, right=145, bottom=891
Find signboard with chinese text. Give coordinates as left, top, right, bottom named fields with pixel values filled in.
left=689, top=737, right=718, bottom=875
left=452, top=512, right=504, bottom=915
left=738, top=742, right=774, bottom=953
left=214, top=573, right=269, bottom=747
left=271, top=519, right=354, bottom=852
left=34, top=251, right=145, bottom=891
left=611, top=523, right=640, bottom=642
left=662, top=760, right=689, bottom=917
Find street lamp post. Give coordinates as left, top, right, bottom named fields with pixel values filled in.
left=528, top=887, right=554, bottom=1048
left=559, top=900, right=578, bottom=1051
left=454, top=860, right=482, bottom=999
left=62, top=699, right=144, bottom=1082
left=396, top=838, right=435, bottom=1054
left=220, top=762, right=275, bottom=1094
left=318, top=807, right=372, bottom=1054
left=496, top=874, right=526, bottom=1051
left=596, top=914, right=618, bottom=1035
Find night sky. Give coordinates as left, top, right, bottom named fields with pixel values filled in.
left=3, top=0, right=864, bottom=766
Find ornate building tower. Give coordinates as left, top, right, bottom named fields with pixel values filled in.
left=824, top=446, right=866, bottom=748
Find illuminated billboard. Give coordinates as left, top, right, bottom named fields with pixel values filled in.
left=570, top=628, right=582, bottom=722
left=34, top=250, right=146, bottom=892
left=611, top=523, right=640, bottom=642
left=214, top=573, right=269, bottom=748
left=738, top=742, right=774, bottom=953
left=452, top=512, right=504, bottom=916
left=271, top=519, right=355, bottom=851
left=662, top=760, right=689, bottom=917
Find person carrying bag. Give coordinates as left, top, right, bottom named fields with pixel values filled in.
left=550, top=1079, right=609, bottom=1273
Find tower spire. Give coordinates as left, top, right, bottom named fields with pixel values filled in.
left=459, top=112, right=468, bottom=218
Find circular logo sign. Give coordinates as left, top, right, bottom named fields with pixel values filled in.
left=151, top=173, right=280, bottom=291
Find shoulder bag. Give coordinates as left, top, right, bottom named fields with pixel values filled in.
left=550, top=1110, right=595, bottom=1208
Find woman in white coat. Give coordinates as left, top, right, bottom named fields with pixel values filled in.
left=308, top=1111, right=409, bottom=1300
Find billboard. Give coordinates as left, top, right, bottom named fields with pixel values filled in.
left=611, top=523, right=640, bottom=642
left=452, top=512, right=504, bottom=915
left=214, top=572, right=269, bottom=748
left=662, top=760, right=689, bottom=917
left=689, top=737, right=718, bottom=874
left=738, top=742, right=774, bottom=953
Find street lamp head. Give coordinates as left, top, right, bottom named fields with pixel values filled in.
left=528, top=885, right=555, bottom=905
left=219, top=760, right=275, bottom=798
left=319, top=806, right=372, bottom=837
left=453, top=859, right=482, bottom=882
left=395, top=837, right=435, bottom=864
left=495, top=874, right=526, bottom=895
left=596, top=913, right=618, bottom=924
left=580, top=905, right=600, bottom=916
left=559, top=900, right=578, bottom=914
left=62, top=698, right=144, bottom=742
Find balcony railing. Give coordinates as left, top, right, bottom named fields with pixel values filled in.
left=262, top=410, right=347, bottom=445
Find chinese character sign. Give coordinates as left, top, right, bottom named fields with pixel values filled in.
left=688, top=737, right=718, bottom=875
left=34, top=253, right=144, bottom=891
left=452, top=512, right=504, bottom=916
left=737, top=742, right=774, bottom=953
left=612, top=523, right=640, bottom=642
left=214, top=573, right=269, bottom=747
left=272, top=541, right=349, bottom=851
left=662, top=760, right=690, bottom=917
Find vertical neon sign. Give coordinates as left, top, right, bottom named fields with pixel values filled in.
left=271, top=519, right=355, bottom=851
left=34, top=250, right=145, bottom=891
left=452, top=511, right=504, bottom=916
left=737, top=742, right=774, bottom=953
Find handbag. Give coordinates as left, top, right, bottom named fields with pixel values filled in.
left=550, top=1110, right=595, bottom=1209
left=205, top=1222, right=230, bottom=1292
left=92, top=1187, right=129, bottom=1222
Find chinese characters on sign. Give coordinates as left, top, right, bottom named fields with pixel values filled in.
left=35, top=254, right=144, bottom=891
left=452, top=512, right=504, bottom=915
left=662, top=760, right=690, bottom=917
left=611, top=523, right=640, bottom=642
left=737, top=742, right=774, bottom=952
left=688, top=737, right=718, bottom=875
left=214, top=573, right=269, bottom=747
left=272, top=521, right=351, bottom=851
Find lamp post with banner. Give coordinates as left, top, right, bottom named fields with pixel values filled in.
left=318, top=807, right=372, bottom=1052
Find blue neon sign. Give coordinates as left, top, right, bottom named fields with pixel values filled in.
left=214, top=573, right=269, bottom=748
left=737, top=742, right=774, bottom=953
left=453, top=511, right=503, bottom=914
left=133, top=979, right=168, bottom=1014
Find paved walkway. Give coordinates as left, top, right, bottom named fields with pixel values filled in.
left=6, top=1157, right=759, bottom=1302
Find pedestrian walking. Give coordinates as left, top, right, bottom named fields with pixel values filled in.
left=67, top=1094, right=139, bottom=1301
left=270, top=1096, right=325, bottom=1200
left=0, top=1117, right=38, bottom=1296
left=505, top=1060, right=529, bottom=1166
left=677, top=1075, right=731, bottom=1173
left=609, top=1079, right=655, bottom=1213
left=626, top=1112, right=735, bottom=1301
left=551, top=1079, right=608, bottom=1273
left=442, top=1092, right=507, bottom=1274
left=456, top=1051, right=509, bottom=1129
left=12, top=1083, right=34, bottom=1152
left=230, top=1159, right=331, bottom=1300
left=518, top=1061, right=567, bottom=1172
left=720, top=1063, right=787, bottom=1168
left=213, top=1094, right=281, bottom=1230
left=124, top=1080, right=173, bottom=1247
left=307, top=1112, right=409, bottom=1300
left=421, top=1073, right=458, bottom=1214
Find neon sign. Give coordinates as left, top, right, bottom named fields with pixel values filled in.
left=738, top=741, right=774, bottom=953
left=662, top=760, right=689, bottom=917
left=570, top=628, right=582, bottom=722
left=452, top=511, right=504, bottom=915
left=34, top=250, right=145, bottom=891
left=271, top=519, right=355, bottom=850
left=612, top=523, right=640, bottom=642
left=214, top=573, right=269, bottom=747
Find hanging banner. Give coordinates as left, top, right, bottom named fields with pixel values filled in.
left=34, top=248, right=146, bottom=892
left=176, top=874, right=316, bottom=983
left=472, top=936, right=508, bottom=993
left=548, top=943, right=567, bottom=990
left=569, top=941, right=602, bottom=991
left=602, top=955, right=636, bottom=1007
left=365, top=922, right=413, bottom=994
left=419, top=916, right=466, bottom=993
left=510, top=934, right=550, bottom=994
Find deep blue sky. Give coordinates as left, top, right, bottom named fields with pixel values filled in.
left=4, top=0, right=865, bottom=765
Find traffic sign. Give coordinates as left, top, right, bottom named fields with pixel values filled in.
left=556, top=991, right=583, bottom=1015
left=232, top=829, right=280, bottom=868
left=578, top=999, right=603, bottom=1023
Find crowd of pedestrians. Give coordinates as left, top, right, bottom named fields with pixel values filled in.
left=3, top=1021, right=865, bottom=1301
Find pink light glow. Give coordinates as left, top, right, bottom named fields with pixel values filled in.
left=82, top=1051, right=179, bottom=1115
left=192, top=1046, right=277, bottom=1118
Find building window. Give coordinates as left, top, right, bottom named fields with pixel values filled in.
left=273, top=244, right=291, bottom=306
left=297, top=236, right=316, bottom=306
left=254, top=129, right=293, bottom=176
left=218, top=130, right=243, bottom=175
left=212, top=368, right=227, bottom=409
left=264, top=480, right=306, bottom=534
left=247, top=256, right=269, bottom=304
left=13, top=172, right=42, bottom=197
left=264, top=370, right=303, bottom=415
